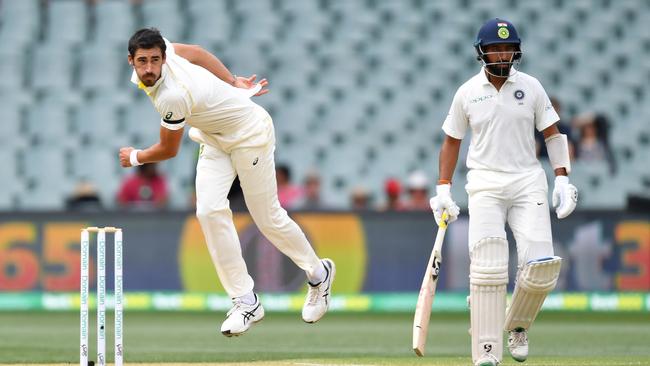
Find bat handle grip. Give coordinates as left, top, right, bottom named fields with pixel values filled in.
left=439, top=210, right=450, bottom=228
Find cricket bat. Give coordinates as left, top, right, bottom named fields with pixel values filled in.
left=412, top=211, right=449, bottom=357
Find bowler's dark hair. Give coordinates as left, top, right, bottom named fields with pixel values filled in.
left=128, top=27, right=166, bottom=57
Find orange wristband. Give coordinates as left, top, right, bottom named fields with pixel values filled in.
left=438, top=179, right=451, bottom=185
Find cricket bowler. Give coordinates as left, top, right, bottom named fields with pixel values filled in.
left=119, top=28, right=335, bottom=337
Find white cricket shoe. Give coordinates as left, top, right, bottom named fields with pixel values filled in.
left=302, top=258, right=335, bottom=323
left=508, top=327, right=528, bottom=362
left=220, top=294, right=264, bottom=337
left=475, top=352, right=499, bottom=366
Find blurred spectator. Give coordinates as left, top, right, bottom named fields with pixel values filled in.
left=535, top=96, right=575, bottom=160
left=404, top=170, right=430, bottom=211
left=117, top=163, right=169, bottom=209
left=276, top=164, right=303, bottom=209
left=350, top=186, right=371, bottom=210
left=378, top=177, right=406, bottom=211
left=574, top=112, right=617, bottom=174
left=296, top=170, right=327, bottom=210
left=66, top=181, right=103, bottom=211
left=228, top=176, right=247, bottom=212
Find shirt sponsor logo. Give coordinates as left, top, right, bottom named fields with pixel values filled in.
left=470, top=94, right=494, bottom=104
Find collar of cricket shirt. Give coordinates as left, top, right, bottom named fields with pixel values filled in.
left=130, top=64, right=169, bottom=96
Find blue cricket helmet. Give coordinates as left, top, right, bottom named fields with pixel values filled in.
left=474, top=18, right=522, bottom=77
left=475, top=18, right=521, bottom=48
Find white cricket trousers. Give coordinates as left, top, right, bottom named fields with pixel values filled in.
left=466, top=168, right=554, bottom=266
left=195, top=136, right=322, bottom=298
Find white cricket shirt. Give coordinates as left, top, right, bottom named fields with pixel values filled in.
left=131, top=39, right=272, bottom=150
left=442, top=67, right=559, bottom=173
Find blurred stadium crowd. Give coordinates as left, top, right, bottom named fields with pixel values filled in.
left=1, top=0, right=648, bottom=211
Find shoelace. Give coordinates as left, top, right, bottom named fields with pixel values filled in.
left=306, top=284, right=323, bottom=305
left=510, top=330, right=527, bottom=346
left=226, top=299, right=244, bottom=317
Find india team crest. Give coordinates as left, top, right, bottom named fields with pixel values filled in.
left=498, top=27, right=510, bottom=39
left=514, top=90, right=525, bottom=100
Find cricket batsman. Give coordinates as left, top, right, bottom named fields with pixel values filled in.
left=429, top=19, right=578, bottom=365
left=119, top=28, right=335, bottom=336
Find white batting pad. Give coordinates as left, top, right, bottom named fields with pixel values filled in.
left=504, top=256, right=562, bottom=331
left=470, top=237, right=509, bottom=364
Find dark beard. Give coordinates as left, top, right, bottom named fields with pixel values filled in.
left=486, top=63, right=511, bottom=77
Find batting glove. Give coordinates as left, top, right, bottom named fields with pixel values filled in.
left=552, top=175, right=578, bottom=219
left=429, top=184, right=460, bottom=226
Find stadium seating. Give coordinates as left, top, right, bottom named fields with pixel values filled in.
left=45, top=0, right=87, bottom=46
left=0, top=0, right=40, bottom=46
left=0, top=44, right=26, bottom=89
left=93, top=0, right=136, bottom=46
left=1, top=0, right=648, bottom=210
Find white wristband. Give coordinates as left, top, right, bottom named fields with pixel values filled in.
left=129, top=149, right=143, bottom=167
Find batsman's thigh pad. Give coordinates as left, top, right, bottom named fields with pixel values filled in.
left=470, top=237, right=509, bottom=363
left=467, top=188, right=508, bottom=248
left=506, top=169, right=554, bottom=267
left=504, top=256, right=562, bottom=331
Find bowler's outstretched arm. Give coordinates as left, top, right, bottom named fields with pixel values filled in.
left=173, top=43, right=269, bottom=96
left=173, top=43, right=237, bottom=85
left=119, top=126, right=184, bottom=167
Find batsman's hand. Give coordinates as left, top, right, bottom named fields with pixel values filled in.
left=429, top=184, right=460, bottom=226
left=552, top=175, right=578, bottom=219
left=119, top=146, right=135, bottom=167
left=234, top=74, right=269, bottom=96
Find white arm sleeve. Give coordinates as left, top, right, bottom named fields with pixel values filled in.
left=441, top=88, right=468, bottom=140
left=534, top=79, right=559, bottom=131
left=157, top=91, right=190, bottom=130
left=545, top=133, right=571, bottom=174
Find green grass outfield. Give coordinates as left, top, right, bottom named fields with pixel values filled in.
left=1, top=311, right=649, bottom=365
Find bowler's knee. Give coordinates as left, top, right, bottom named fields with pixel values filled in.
left=196, top=203, right=232, bottom=223
left=252, top=205, right=291, bottom=233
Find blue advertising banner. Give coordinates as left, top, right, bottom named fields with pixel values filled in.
left=0, top=211, right=648, bottom=294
